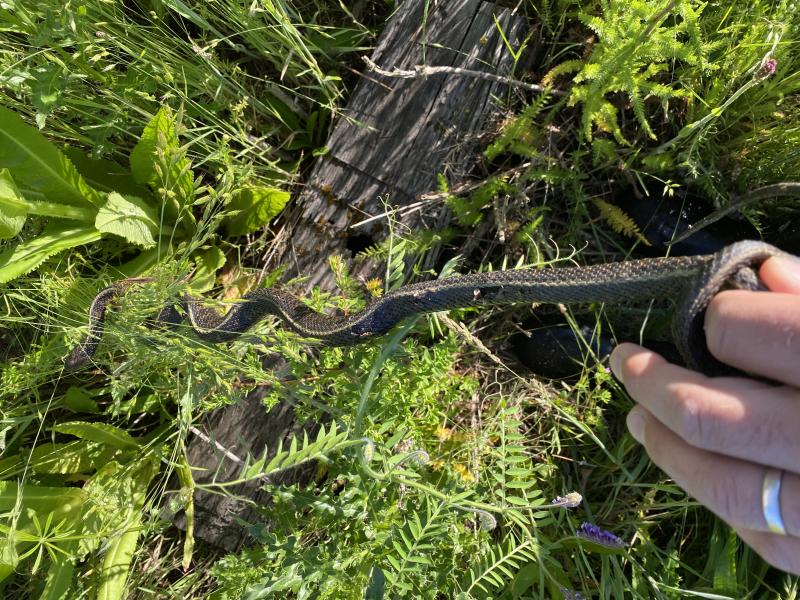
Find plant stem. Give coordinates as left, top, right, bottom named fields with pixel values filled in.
left=670, top=182, right=800, bottom=244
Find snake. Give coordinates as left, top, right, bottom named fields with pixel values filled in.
left=64, top=240, right=791, bottom=375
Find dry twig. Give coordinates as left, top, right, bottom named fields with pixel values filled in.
left=363, top=56, right=566, bottom=96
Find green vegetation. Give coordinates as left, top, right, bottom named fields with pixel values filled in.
left=0, top=0, right=798, bottom=598
left=0, top=104, right=288, bottom=286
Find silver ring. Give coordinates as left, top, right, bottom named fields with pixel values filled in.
left=762, top=467, right=787, bottom=535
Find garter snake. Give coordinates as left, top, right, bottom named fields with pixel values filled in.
left=64, top=240, right=790, bottom=375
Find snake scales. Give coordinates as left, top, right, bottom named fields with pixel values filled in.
left=65, top=240, right=790, bottom=375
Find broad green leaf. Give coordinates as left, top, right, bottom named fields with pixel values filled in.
left=129, top=106, right=170, bottom=188
left=30, top=64, right=68, bottom=130
left=0, top=455, right=20, bottom=478
left=510, top=562, right=570, bottom=599
left=83, top=457, right=160, bottom=586
left=0, top=106, right=102, bottom=206
left=0, top=223, right=102, bottom=284
left=0, top=168, right=28, bottom=239
left=175, top=458, right=195, bottom=571
left=95, top=192, right=158, bottom=248
left=0, top=68, right=28, bottom=92
left=115, top=393, right=162, bottom=415
left=364, top=565, right=385, bottom=600
left=224, top=186, right=290, bottom=236
left=0, top=544, right=18, bottom=584
left=0, top=169, right=93, bottom=225
left=189, top=245, right=225, bottom=292
left=53, top=422, right=140, bottom=450
left=30, top=441, right=124, bottom=474
left=96, top=526, right=140, bottom=600
left=114, top=240, right=172, bottom=278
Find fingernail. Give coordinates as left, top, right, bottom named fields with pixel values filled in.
left=627, top=408, right=646, bottom=444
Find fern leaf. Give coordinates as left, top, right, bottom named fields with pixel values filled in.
left=592, top=198, right=651, bottom=245
left=540, top=59, right=584, bottom=87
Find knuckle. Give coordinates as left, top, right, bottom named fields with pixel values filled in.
left=621, top=365, right=644, bottom=399
left=672, top=385, right=714, bottom=447
left=706, top=470, right=750, bottom=525
left=704, top=295, right=733, bottom=362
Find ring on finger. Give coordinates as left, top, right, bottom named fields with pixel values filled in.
left=762, top=467, right=788, bottom=535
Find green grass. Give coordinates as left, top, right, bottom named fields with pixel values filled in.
left=1, top=0, right=799, bottom=598
left=0, top=0, right=369, bottom=182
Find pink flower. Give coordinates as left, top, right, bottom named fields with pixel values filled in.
left=756, top=57, right=778, bottom=79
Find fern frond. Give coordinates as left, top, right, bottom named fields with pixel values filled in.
left=553, top=0, right=712, bottom=143
left=629, top=88, right=656, bottom=139
left=484, top=93, right=553, bottom=161
left=591, top=138, right=619, bottom=167
left=592, top=198, right=650, bottom=245
left=577, top=13, right=606, bottom=37
left=540, top=59, right=584, bottom=87
left=446, top=176, right=513, bottom=227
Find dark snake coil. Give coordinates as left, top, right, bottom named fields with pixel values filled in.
left=65, top=240, right=790, bottom=375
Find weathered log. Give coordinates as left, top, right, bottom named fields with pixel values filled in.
left=181, top=0, right=529, bottom=551
left=268, top=0, right=530, bottom=291
left=177, top=356, right=325, bottom=553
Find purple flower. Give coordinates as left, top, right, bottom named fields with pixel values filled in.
left=756, top=57, right=777, bottom=80
left=576, top=522, right=626, bottom=548
left=559, top=587, right=586, bottom=600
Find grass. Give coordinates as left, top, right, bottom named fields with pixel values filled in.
left=0, top=0, right=370, bottom=182
left=1, top=0, right=799, bottom=598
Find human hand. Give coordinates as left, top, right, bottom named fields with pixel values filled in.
left=610, top=254, right=800, bottom=574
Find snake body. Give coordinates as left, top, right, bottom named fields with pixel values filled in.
left=65, top=240, right=790, bottom=375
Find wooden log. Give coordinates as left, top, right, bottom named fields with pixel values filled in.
left=175, top=355, right=328, bottom=553
left=180, top=0, right=529, bottom=551
left=268, top=0, right=530, bottom=291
